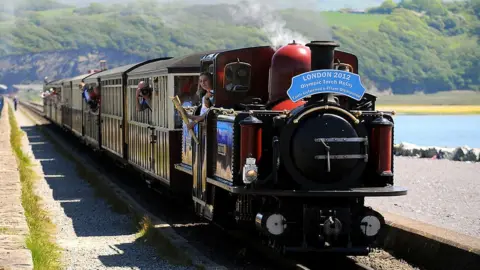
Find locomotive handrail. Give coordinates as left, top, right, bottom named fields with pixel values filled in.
left=292, top=105, right=360, bottom=125
left=350, top=110, right=396, bottom=117
left=210, top=107, right=237, bottom=115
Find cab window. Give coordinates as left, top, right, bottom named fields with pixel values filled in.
left=174, top=75, right=200, bottom=128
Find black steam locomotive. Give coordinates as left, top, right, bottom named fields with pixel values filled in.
left=43, top=39, right=407, bottom=256
left=175, top=40, right=407, bottom=255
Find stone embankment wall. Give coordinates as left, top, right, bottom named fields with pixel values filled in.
left=394, top=142, right=480, bottom=162
left=0, top=103, right=33, bottom=270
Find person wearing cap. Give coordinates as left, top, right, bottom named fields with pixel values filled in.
left=187, top=72, right=214, bottom=129
left=136, top=81, right=152, bottom=111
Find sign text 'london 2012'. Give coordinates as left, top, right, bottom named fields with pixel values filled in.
left=286, top=70, right=367, bottom=102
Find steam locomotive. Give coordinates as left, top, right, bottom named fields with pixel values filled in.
left=42, top=40, right=407, bottom=256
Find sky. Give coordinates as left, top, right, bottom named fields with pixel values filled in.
left=51, top=0, right=402, bottom=11
left=1, top=0, right=462, bottom=13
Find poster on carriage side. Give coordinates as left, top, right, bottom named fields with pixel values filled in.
left=171, top=95, right=199, bottom=144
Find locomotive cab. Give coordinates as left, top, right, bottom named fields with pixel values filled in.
left=199, top=46, right=275, bottom=110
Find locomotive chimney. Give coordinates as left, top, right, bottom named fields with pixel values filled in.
left=305, top=41, right=339, bottom=71
left=305, top=41, right=339, bottom=104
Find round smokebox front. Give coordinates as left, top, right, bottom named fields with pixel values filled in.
left=280, top=109, right=367, bottom=189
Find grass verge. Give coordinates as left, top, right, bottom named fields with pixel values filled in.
left=19, top=105, right=194, bottom=267
left=0, top=227, right=18, bottom=235
left=376, top=105, right=480, bottom=115
left=8, top=104, right=62, bottom=270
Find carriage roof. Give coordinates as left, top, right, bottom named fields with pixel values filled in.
left=127, top=49, right=225, bottom=77
left=83, top=57, right=174, bottom=82
left=84, top=63, right=140, bottom=82
left=63, top=73, right=97, bottom=84
left=44, top=79, right=63, bottom=88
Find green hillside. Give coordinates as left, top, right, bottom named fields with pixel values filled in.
left=0, top=0, right=478, bottom=94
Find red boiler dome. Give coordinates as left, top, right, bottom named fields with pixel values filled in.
left=272, top=99, right=306, bottom=111
left=268, top=41, right=311, bottom=104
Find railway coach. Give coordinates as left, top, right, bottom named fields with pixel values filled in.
left=43, top=41, right=407, bottom=256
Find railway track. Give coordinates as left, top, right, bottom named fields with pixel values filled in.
left=19, top=100, right=375, bottom=270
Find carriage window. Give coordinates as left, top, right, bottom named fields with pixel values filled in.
left=130, top=77, right=153, bottom=124
left=174, top=75, right=199, bottom=128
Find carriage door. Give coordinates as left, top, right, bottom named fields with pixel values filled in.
left=127, top=77, right=157, bottom=178
left=191, top=119, right=214, bottom=220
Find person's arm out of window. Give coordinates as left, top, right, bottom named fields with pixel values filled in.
left=187, top=114, right=206, bottom=129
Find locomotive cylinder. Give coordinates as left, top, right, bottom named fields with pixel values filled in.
left=370, top=115, right=394, bottom=176
left=239, top=115, right=263, bottom=169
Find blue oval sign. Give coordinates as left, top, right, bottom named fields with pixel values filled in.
left=286, top=70, right=367, bottom=102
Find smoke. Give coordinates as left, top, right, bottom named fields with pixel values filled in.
left=227, top=0, right=332, bottom=48
left=227, top=1, right=307, bottom=48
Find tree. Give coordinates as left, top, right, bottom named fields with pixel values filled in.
left=399, top=0, right=446, bottom=15
left=367, top=0, right=397, bottom=14
left=472, top=0, right=480, bottom=18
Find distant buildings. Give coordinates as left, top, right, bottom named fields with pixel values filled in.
left=339, top=8, right=366, bottom=14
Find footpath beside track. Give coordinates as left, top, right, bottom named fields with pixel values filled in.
left=19, top=100, right=480, bottom=270
left=0, top=103, right=33, bottom=270
left=12, top=101, right=211, bottom=270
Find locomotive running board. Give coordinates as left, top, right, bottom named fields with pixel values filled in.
left=174, top=163, right=193, bottom=175
left=206, top=177, right=407, bottom=197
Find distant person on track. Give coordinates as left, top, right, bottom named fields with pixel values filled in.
left=13, top=96, right=18, bottom=111
left=0, top=96, right=3, bottom=116
left=186, top=72, right=214, bottom=129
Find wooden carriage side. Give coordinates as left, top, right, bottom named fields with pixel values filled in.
left=84, top=63, right=138, bottom=155
left=82, top=74, right=102, bottom=149
left=125, top=51, right=221, bottom=194
left=83, top=58, right=173, bottom=162
left=43, top=79, right=60, bottom=121
left=61, top=78, right=73, bottom=129
left=62, top=74, right=94, bottom=138
left=44, top=78, right=66, bottom=124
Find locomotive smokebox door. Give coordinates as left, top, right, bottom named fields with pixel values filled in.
left=279, top=106, right=369, bottom=190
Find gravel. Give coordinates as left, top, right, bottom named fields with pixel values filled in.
left=366, top=156, right=480, bottom=239
left=15, top=110, right=194, bottom=269
left=351, top=249, right=420, bottom=270
left=17, top=104, right=479, bottom=270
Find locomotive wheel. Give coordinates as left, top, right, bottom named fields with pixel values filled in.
left=279, top=105, right=368, bottom=190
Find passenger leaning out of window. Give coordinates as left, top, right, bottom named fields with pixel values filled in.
left=187, top=72, right=214, bottom=129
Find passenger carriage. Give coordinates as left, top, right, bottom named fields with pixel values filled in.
left=82, top=64, right=139, bottom=151
left=67, top=73, right=97, bottom=139
left=43, top=78, right=64, bottom=124
left=123, top=53, right=224, bottom=194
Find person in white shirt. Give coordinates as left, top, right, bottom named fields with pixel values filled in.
left=187, top=72, right=214, bottom=129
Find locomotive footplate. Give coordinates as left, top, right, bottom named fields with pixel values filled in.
left=206, top=177, right=407, bottom=197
